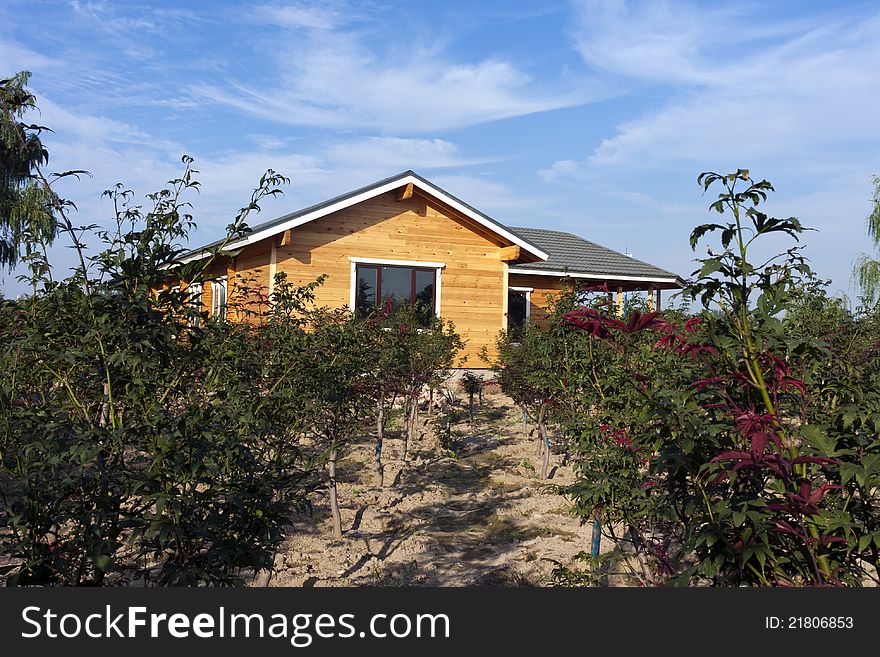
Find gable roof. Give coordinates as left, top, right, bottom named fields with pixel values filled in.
left=507, top=227, right=684, bottom=287
left=178, top=170, right=549, bottom=264
left=178, top=171, right=684, bottom=287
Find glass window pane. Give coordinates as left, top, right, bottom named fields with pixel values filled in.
left=212, top=278, right=227, bottom=318
left=415, top=270, right=434, bottom=306
left=415, top=269, right=435, bottom=324
left=356, top=266, right=378, bottom=316
left=189, top=284, right=203, bottom=327
left=508, top=290, right=527, bottom=329
left=380, top=266, right=412, bottom=312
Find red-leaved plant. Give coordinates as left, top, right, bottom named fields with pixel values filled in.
left=528, top=170, right=880, bottom=586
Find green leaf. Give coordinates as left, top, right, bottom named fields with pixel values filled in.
left=697, top=258, right=722, bottom=278
left=800, top=425, right=838, bottom=458
left=93, top=554, right=112, bottom=571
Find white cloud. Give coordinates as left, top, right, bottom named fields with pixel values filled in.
left=569, top=1, right=880, bottom=168
left=573, top=0, right=720, bottom=85
left=0, top=40, right=60, bottom=72
left=538, top=159, right=583, bottom=181
left=325, top=137, right=490, bottom=171
left=572, top=0, right=820, bottom=86
left=430, top=175, right=540, bottom=215
left=70, top=1, right=157, bottom=31
left=254, top=2, right=354, bottom=30
left=194, top=22, right=594, bottom=132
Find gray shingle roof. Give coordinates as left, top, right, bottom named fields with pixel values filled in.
left=507, top=227, right=684, bottom=286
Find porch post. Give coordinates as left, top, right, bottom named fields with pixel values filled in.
left=647, top=286, right=655, bottom=311
left=616, top=286, right=624, bottom=317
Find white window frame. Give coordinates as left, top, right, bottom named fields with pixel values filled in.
left=211, top=276, right=227, bottom=319
left=187, top=283, right=203, bottom=326
left=508, top=286, right=532, bottom=327
left=348, top=257, right=445, bottom=318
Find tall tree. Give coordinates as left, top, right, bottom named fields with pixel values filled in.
left=853, top=175, right=880, bottom=304
left=0, top=71, right=56, bottom=270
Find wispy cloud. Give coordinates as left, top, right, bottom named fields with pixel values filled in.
left=253, top=1, right=357, bottom=30
left=0, top=40, right=61, bottom=72
left=70, top=1, right=157, bottom=31
left=325, top=136, right=493, bottom=171
left=571, top=0, right=810, bottom=85
left=195, top=57, right=587, bottom=132
left=431, top=174, right=541, bottom=214
left=538, top=159, right=584, bottom=182
left=569, top=0, right=880, bottom=168
left=194, top=6, right=595, bottom=132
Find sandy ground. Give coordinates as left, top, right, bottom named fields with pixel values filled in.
left=267, top=391, right=597, bottom=587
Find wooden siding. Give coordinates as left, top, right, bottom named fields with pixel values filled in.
left=274, top=190, right=507, bottom=367
left=508, top=273, right=665, bottom=326
left=507, top=273, right=568, bottom=327
left=228, top=240, right=271, bottom=322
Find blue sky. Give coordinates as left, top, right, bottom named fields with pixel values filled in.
left=2, top=0, right=879, bottom=300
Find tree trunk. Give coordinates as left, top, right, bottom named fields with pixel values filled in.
left=328, top=447, right=342, bottom=538
left=428, top=387, right=433, bottom=417
left=468, top=392, right=474, bottom=427
left=402, top=398, right=410, bottom=462
left=478, top=387, right=483, bottom=406
left=627, top=526, right=654, bottom=586
left=100, top=383, right=110, bottom=427
left=522, top=408, right=528, bottom=437
left=413, top=395, right=419, bottom=441
left=541, top=433, right=551, bottom=480
left=536, top=404, right=546, bottom=456
left=253, top=550, right=276, bottom=587
left=376, top=399, right=385, bottom=487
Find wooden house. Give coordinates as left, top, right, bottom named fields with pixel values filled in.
left=174, top=171, right=684, bottom=367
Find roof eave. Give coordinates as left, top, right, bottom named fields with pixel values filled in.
left=179, top=172, right=549, bottom=264
left=508, top=267, right=685, bottom=288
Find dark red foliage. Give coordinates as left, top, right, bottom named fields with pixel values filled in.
left=772, top=520, right=846, bottom=546
left=564, top=308, right=664, bottom=339
left=563, top=308, right=617, bottom=338
left=759, top=352, right=807, bottom=395
left=730, top=407, right=782, bottom=456
left=711, top=450, right=793, bottom=480
left=678, top=342, right=718, bottom=360
left=652, top=318, right=716, bottom=360
left=767, top=482, right=841, bottom=516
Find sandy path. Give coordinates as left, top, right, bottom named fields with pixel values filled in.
left=268, top=392, right=596, bottom=587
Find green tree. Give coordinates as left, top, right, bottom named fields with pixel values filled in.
left=852, top=175, right=880, bottom=304
left=0, top=71, right=57, bottom=270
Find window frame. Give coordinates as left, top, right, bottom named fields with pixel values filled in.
left=211, top=276, right=227, bottom=319
left=349, top=257, right=445, bottom=319
left=187, top=282, right=203, bottom=327
left=507, top=286, right=532, bottom=329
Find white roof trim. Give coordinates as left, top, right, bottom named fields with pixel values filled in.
left=179, top=174, right=548, bottom=265
left=508, top=268, right=681, bottom=285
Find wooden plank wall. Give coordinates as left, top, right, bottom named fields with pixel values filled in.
left=271, top=190, right=507, bottom=367
left=228, top=242, right=271, bottom=322
left=507, top=273, right=567, bottom=327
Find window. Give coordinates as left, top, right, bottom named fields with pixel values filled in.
left=187, top=283, right=203, bottom=326
left=507, top=287, right=532, bottom=331
left=211, top=276, right=227, bottom=319
left=354, top=263, right=438, bottom=322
